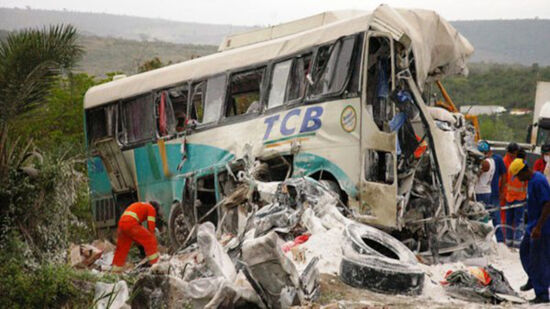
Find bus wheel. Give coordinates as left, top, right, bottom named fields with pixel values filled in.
left=168, top=201, right=194, bottom=250
left=319, top=180, right=342, bottom=198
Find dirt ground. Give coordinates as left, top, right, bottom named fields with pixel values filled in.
left=297, top=242, right=541, bottom=309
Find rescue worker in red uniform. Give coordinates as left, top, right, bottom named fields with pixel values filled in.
left=112, top=201, right=162, bottom=272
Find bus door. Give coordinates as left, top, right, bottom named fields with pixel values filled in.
left=93, top=137, right=136, bottom=193
left=358, top=32, right=400, bottom=228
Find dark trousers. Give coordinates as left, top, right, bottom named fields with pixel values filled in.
left=520, top=233, right=550, bottom=301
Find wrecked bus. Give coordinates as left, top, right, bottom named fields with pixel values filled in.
left=84, top=5, right=480, bottom=253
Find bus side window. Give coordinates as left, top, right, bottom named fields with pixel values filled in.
left=167, top=85, right=189, bottom=132
left=203, top=75, right=226, bottom=123
left=364, top=149, right=395, bottom=185
left=86, top=104, right=117, bottom=146
left=119, top=94, right=155, bottom=145
left=190, top=81, right=205, bottom=124
left=268, top=60, right=292, bottom=109
left=310, top=36, right=355, bottom=97
left=226, top=68, right=264, bottom=117
left=287, top=53, right=312, bottom=102
left=156, top=91, right=176, bottom=137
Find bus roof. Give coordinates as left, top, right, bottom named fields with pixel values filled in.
left=84, top=5, right=473, bottom=109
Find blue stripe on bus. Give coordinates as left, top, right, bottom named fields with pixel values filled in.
left=88, top=143, right=357, bottom=215
left=293, top=152, right=358, bottom=198
left=133, top=143, right=234, bottom=211
left=87, top=157, right=112, bottom=197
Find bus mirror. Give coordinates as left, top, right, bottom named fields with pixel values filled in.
left=526, top=124, right=533, bottom=144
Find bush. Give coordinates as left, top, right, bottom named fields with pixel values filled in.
left=0, top=125, right=94, bottom=264
left=0, top=235, right=94, bottom=309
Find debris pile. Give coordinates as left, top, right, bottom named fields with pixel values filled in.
left=69, top=239, right=115, bottom=269
left=441, top=265, right=524, bottom=304
left=126, top=177, right=434, bottom=308
left=77, top=174, right=527, bottom=308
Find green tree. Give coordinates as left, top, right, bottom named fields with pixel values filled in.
left=12, top=73, right=98, bottom=155
left=0, top=25, right=83, bottom=123
left=138, top=56, right=169, bottom=73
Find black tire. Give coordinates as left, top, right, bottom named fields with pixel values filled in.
left=339, top=223, right=425, bottom=295
left=168, top=201, right=194, bottom=250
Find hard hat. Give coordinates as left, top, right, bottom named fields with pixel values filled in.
left=477, top=140, right=490, bottom=153
left=509, top=158, right=526, bottom=176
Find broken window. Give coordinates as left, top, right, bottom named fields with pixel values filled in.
left=86, top=104, right=117, bottom=145
left=365, top=36, right=393, bottom=132
left=364, top=150, right=395, bottom=185
left=190, top=81, right=205, bottom=124
left=156, top=91, right=176, bottom=137
left=203, top=75, right=226, bottom=123
left=119, top=94, right=155, bottom=145
left=310, top=36, right=356, bottom=97
left=226, top=68, right=264, bottom=117
left=537, top=121, right=550, bottom=145
left=268, top=60, right=292, bottom=109
left=287, top=53, right=312, bottom=102
left=167, top=85, right=189, bottom=132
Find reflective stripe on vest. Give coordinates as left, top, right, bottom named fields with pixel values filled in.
left=147, top=216, right=155, bottom=222
left=507, top=185, right=526, bottom=193
left=148, top=252, right=159, bottom=261
left=123, top=211, right=139, bottom=221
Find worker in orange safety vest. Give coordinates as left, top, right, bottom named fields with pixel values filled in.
left=505, top=148, right=528, bottom=248
left=112, top=201, right=162, bottom=272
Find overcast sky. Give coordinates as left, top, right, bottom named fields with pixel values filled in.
left=1, top=0, right=549, bottom=26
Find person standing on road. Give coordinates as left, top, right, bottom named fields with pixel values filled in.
left=505, top=149, right=528, bottom=248
left=112, top=201, right=162, bottom=272
left=501, top=142, right=519, bottom=244
left=534, top=144, right=550, bottom=183
left=509, top=159, right=550, bottom=304
left=476, top=140, right=506, bottom=242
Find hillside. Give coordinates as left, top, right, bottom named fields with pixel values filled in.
left=77, top=35, right=216, bottom=76
left=444, top=63, right=550, bottom=109
left=0, top=27, right=217, bottom=76
left=1, top=7, right=550, bottom=65
left=0, top=7, right=253, bottom=46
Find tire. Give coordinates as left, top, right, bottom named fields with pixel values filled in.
left=339, top=223, right=425, bottom=295
left=168, top=201, right=194, bottom=250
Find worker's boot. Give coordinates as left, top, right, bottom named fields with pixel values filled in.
left=520, top=280, right=533, bottom=291
left=529, top=296, right=549, bottom=304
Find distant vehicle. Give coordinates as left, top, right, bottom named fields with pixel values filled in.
left=83, top=5, right=476, bottom=251
left=459, top=105, right=507, bottom=116
left=528, top=81, right=550, bottom=149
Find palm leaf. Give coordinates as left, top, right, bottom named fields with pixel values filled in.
left=0, top=24, right=83, bottom=123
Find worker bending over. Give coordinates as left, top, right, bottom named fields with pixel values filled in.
left=112, top=201, right=162, bottom=272
left=509, top=159, right=550, bottom=304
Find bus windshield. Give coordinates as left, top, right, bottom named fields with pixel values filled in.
left=537, top=127, right=550, bottom=146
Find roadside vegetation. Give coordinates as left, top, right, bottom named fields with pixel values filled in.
left=0, top=25, right=104, bottom=308
left=445, top=62, right=550, bottom=142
